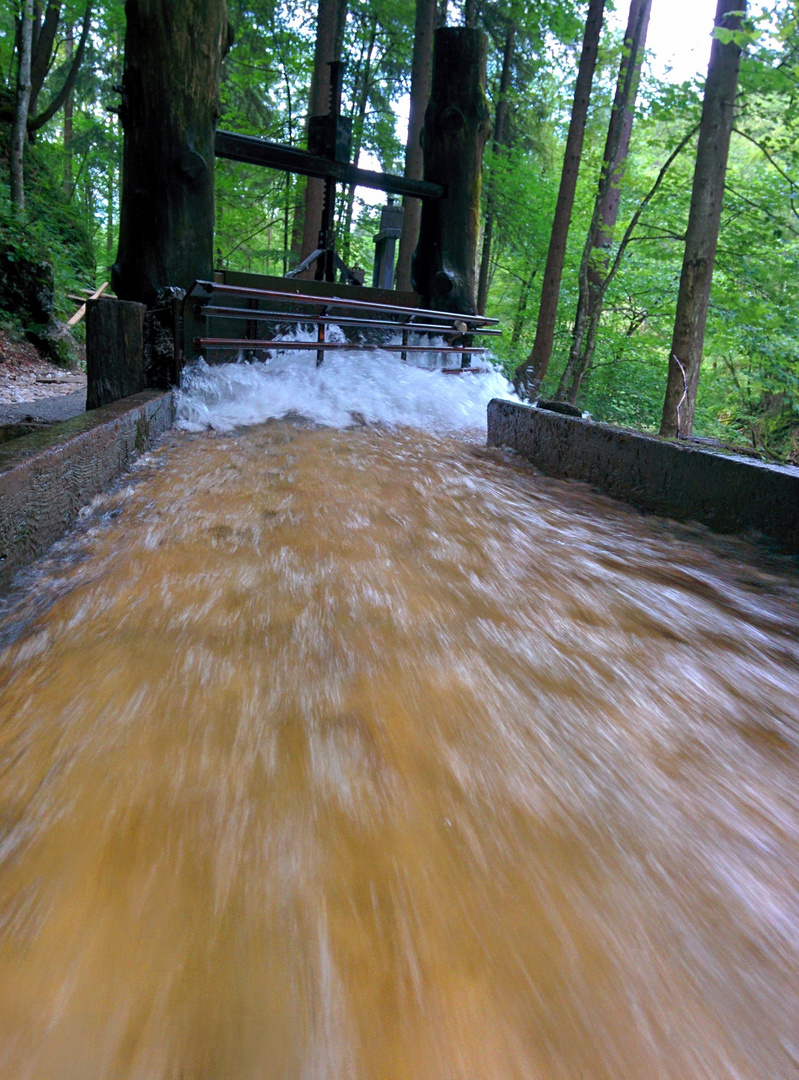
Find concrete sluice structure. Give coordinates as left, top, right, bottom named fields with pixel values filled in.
left=1, top=351, right=798, bottom=1079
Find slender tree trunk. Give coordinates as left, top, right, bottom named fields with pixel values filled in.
left=557, top=0, right=651, bottom=403
left=510, top=271, right=536, bottom=347
left=476, top=20, right=515, bottom=315
left=10, top=0, right=34, bottom=210
left=106, top=149, right=114, bottom=260
left=464, top=0, right=477, bottom=29
left=28, top=3, right=91, bottom=134
left=62, top=22, right=74, bottom=196
left=395, top=0, right=437, bottom=292
left=660, top=0, right=745, bottom=437
left=437, top=0, right=447, bottom=28
left=29, top=1, right=59, bottom=121
left=340, top=18, right=377, bottom=265
left=113, top=0, right=229, bottom=304
left=297, top=0, right=348, bottom=268
left=512, top=0, right=606, bottom=398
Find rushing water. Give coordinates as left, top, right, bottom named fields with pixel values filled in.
left=1, top=353, right=799, bottom=1079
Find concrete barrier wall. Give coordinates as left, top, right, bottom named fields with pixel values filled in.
left=487, top=399, right=799, bottom=551
left=0, top=390, right=174, bottom=590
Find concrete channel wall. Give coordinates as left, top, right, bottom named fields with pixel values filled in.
left=0, top=390, right=174, bottom=590
left=487, top=399, right=799, bottom=552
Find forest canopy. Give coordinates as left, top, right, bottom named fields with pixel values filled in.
left=1, top=0, right=797, bottom=457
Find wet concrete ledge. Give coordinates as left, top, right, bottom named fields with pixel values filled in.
left=0, top=390, right=174, bottom=589
left=487, top=399, right=799, bottom=551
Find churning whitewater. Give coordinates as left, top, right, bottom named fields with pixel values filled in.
left=1, top=347, right=798, bottom=1080
left=175, top=338, right=518, bottom=433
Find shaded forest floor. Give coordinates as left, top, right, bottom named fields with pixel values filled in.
left=0, top=328, right=85, bottom=405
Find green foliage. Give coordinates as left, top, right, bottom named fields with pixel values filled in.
left=0, top=0, right=794, bottom=460
left=0, top=136, right=95, bottom=329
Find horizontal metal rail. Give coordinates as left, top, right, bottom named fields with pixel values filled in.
left=215, top=131, right=444, bottom=201
left=201, top=304, right=502, bottom=336
left=189, top=280, right=499, bottom=328
left=196, top=339, right=489, bottom=355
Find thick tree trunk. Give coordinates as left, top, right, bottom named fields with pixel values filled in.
left=10, top=0, right=34, bottom=210
left=557, top=0, right=651, bottom=403
left=512, top=0, right=605, bottom=399
left=412, top=28, right=490, bottom=314
left=395, top=0, right=437, bottom=292
left=476, top=20, right=515, bottom=315
left=297, top=0, right=348, bottom=269
left=660, top=0, right=745, bottom=437
left=112, top=0, right=229, bottom=305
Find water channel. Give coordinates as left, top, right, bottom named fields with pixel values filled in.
left=1, top=350, right=798, bottom=1079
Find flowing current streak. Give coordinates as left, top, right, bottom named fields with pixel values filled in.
left=0, top=346, right=798, bottom=1079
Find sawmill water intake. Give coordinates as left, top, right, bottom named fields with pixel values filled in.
left=1, top=350, right=798, bottom=1079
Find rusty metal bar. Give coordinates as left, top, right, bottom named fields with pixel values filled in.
left=201, top=305, right=502, bottom=336
left=189, top=280, right=499, bottom=327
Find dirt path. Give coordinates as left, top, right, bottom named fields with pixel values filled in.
left=0, top=329, right=86, bottom=427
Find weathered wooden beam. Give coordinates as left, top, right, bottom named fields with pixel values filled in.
left=214, top=130, right=444, bottom=201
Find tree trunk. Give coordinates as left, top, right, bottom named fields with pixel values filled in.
left=556, top=0, right=651, bottom=403
left=112, top=0, right=229, bottom=305
left=512, top=0, right=605, bottom=399
left=10, top=0, right=34, bottom=210
left=63, top=20, right=73, bottom=198
left=29, top=1, right=60, bottom=121
left=297, top=0, right=348, bottom=269
left=339, top=16, right=377, bottom=265
left=476, top=20, right=515, bottom=315
left=659, top=0, right=745, bottom=437
left=395, top=0, right=437, bottom=292
left=28, top=3, right=92, bottom=134
left=106, top=149, right=115, bottom=260
left=412, top=27, right=490, bottom=314
left=510, top=271, right=535, bottom=347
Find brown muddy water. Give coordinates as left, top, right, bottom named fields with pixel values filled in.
left=1, top=421, right=798, bottom=1080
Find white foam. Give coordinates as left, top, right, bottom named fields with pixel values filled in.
left=174, top=328, right=518, bottom=435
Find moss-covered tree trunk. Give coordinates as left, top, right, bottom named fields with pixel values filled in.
left=659, top=0, right=745, bottom=437
left=512, top=0, right=605, bottom=399
left=412, top=28, right=490, bottom=314
left=10, top=0, right=34, bottom=210
left=557, top=0, right=651, bottom=404
left=112, top=0, right=229, bottom=305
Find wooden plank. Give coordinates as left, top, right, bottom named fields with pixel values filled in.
left=67, top=281, right=109, bottom=328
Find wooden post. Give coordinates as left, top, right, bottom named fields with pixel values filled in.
left=412, top=28, right=490, bottom=314
left=86, top=298, right=146, bottom=409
